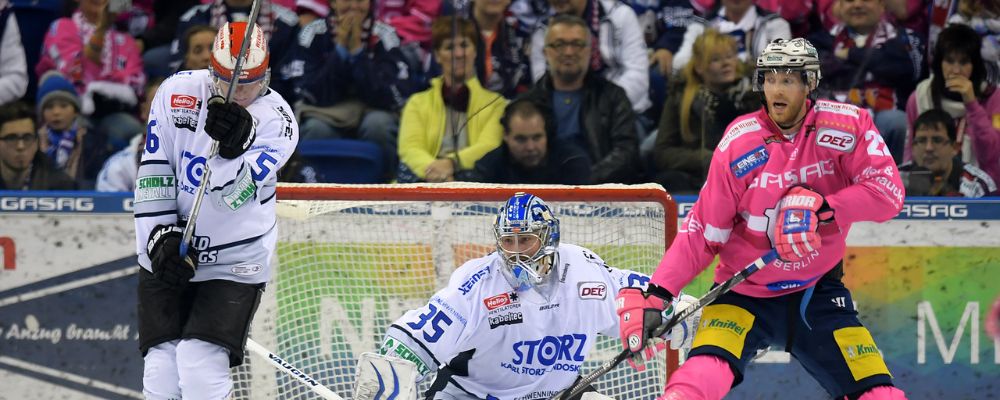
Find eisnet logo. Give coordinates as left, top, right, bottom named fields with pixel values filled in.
left=578, top=282, right=607, bottom=300
left=730, top=145, right=769, bottom=178
left=0, top=197, right=95, bottom=212
left=459, top=265, right=490, bottom=295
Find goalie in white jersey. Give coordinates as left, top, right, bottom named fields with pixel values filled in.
left=134, top=22, right=298, bottom=399
left=376, top=193, right=700, bottom=400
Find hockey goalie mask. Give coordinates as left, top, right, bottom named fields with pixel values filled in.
left=210, top=21, right=271, bottom=107
left=753, top=38, right=821, bottom=93
left=494, top=193, right=560, bottom=289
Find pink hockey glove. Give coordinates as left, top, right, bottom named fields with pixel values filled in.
left=988, top=295, right=1000, bottom=340
left=616, top=284, right=675, bottom=371
left=773, top=186, right=834, bottom=262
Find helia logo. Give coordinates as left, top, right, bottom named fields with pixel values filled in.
left=704, top=318, right=746, bottom=335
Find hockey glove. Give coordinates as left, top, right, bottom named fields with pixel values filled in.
left=204, top=96, right=256, bottom=159
left=773, top=186, right=834, bottom=262
left=616, top=284, right=674, bottom=370
left=146, top=225, right=198, bottom=288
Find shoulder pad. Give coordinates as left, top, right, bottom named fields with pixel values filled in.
left=271, top=4, right=299, bottom=26
left=180, top=4, right=209, bottom=22
left=298, top=19, right=327, bottom=47
left=718, top=116, right=762, bottom=152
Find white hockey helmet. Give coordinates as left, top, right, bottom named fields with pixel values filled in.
left=210, top=21, right=270, bottom=106
left=494, top=192, right=560, bottom=290
left=753, top=38, right=821, bottom=92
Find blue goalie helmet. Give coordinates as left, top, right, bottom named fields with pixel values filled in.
left=494, top=192, right=560, bottom=288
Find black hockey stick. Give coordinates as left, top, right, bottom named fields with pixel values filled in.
left=551, top=249, right=779, bottom=400
left=179, top=0, right=263, bottom=256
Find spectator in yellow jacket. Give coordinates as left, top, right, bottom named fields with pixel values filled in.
left=397, top=15, right=506, bottom=183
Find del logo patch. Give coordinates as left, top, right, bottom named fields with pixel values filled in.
left=816, top=129, right=856, bottom=152
left=578, top=282, right=607, bottom=300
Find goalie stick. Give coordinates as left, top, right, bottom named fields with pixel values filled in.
left=179, top=0, right=262, bottom=256
left=245, top=338, right=345, bottom=400
left=550, top=249, right=779, bottom=400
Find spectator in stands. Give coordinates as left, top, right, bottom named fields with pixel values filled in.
left=374, top=0, right=442, bottom=50
left=96, top=77, right=163, bottom=192
left=467, top=0, right=532, bottom=98
left=0, top=101, right=76, bottom=190
left=288, top=0, right=427, bottom=180
left=690, top=0, right=812, bottom=37
left=472, top=98, right=591, bottom=183
left=521, top=14, right=640, bottom=183
left=36, top=0, right=146, bottom=154
left=899, top=109, right=997, bottom=197
left=36, top=72, right=85, bottom=182
left=295, top=0, right=329, bottom=27
left=947, top=0, right=1000, bottom=69
left=530, top=0, right=651, bottom=113
left=180, top=25, right=217, bottom=71
left=702, top=0, right=791, bottom=63
left=810, top=0, right=924, bottom=164
left=137, top=0, right=200, bottom=79
left=654, top=29, right=758, bottom=193
left=172, top=0, right=299, bottom=98
left=397, top=16, right=506, bottom=183
left=905, top=24, right=1000, bottom=188
left=0, top=0, right=27, bottom=106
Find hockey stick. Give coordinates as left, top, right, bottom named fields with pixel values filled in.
left=179, top=0, right=263, bottom=256
left=245, top=338, right=345, bottom=400
left=550, top=249, right=779, bottom=400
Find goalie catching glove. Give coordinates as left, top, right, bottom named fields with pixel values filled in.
left=773, top=186, right=835, bottom=262
left=204, top=96, right=256, bottom=159
left=615, top=284, right=701, bottom=371
left=146, top=225, right=198, bottom=288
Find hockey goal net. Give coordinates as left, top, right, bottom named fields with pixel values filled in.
left=233, top=183, right=679, bottom=399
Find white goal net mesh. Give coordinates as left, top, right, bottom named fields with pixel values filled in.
left=232, top=183, right=677, bottom=399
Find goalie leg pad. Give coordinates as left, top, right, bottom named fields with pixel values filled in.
left=142, top=340, right=182, bottom=400
left=354, top=352, right=420, bottom=400
left=182, top=279, right=264, bottom=367
left=176, top=338, right=232, bottom=400
left=138, top=268, right=197, bottom=356
left=659, top=355, right=734, bottom=400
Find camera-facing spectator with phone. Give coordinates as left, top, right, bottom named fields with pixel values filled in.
left=0, top=101, right=77, bottom=191
left=36, top=0, right=146, bottom=158
left=899, top=109, right=997, bottom=197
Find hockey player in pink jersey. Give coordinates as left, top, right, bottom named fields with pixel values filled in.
left=614, top=38, right=908, bottom=400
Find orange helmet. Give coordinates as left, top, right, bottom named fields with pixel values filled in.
left=210, top=21, right=270, bottom=104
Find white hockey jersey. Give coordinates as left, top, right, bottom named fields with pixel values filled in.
left=382, top=244, right=652, bottom=400
left=133, top=69, right=299, bottom=284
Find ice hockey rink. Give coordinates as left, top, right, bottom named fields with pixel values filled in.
left=1, top=185, right=997, bottom=399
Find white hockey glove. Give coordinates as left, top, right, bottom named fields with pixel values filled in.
left=353, top=352, right=419, bottom=400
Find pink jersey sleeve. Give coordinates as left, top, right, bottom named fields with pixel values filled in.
left=650, top=122, right=745, bottom=296
left=824, top=111, right=905, bottom=225
left=903, top=92, right=918, bottom=163
left=36, top=19, right=83, bottom=87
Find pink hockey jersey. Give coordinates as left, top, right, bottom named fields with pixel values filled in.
left=651, top=100, right=904, bottom=298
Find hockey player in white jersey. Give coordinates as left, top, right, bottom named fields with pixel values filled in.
left=134, top=21, right=298, bottom=399
left=376, top=193, right=700, bottom=400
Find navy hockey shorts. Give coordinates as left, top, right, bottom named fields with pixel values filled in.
left=686, top=264, right=895, bottom=398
